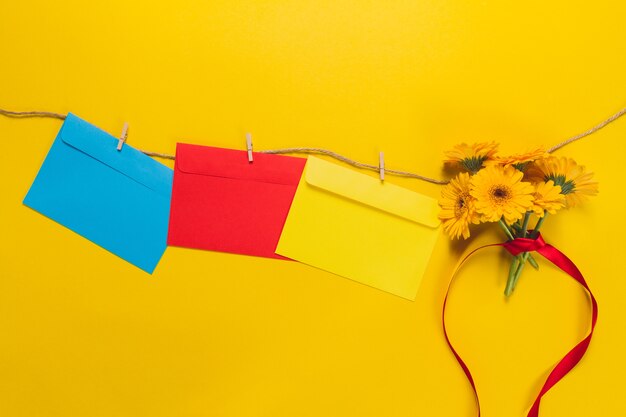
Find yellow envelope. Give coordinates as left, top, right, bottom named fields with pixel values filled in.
left=276, top=156, right=441, bottom=300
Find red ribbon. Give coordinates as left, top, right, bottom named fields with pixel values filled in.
left=442, top=233, right=598, bottom=416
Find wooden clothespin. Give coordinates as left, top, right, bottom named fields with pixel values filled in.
left=379, top=151, right=385, bottom=181
left=117, top=122, right=129, bottom=151
left=246, top=132, right=253, bottom=163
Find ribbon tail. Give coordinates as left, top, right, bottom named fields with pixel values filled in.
left=525, top=244, right=598, bottom=417
left=442, top=244, right=502, bottom=417
left=443, top=291, right=481, bottom=416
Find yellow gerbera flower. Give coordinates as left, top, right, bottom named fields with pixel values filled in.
left=530, top=180, right=566, bottom=217
left=470, top=165, right=534, bottom=224
left=444, top=142, right=499, bottom=173
left=484, top=148, right=547, bottom=171
left=526, top=156, right=598, bottom=207
left=438, top=172, right=481, bottom=239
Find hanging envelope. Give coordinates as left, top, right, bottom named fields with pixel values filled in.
left=276, top=156, right=441, bottom=300
left=167, top=143, right=306, bottom=259
left=23, top=113, right=173, bottom=273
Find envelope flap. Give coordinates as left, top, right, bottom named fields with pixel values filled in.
left=304, top=156, right=440, bottom=228
left=176, top=143, right=306, bottom=186
left=59, top=113, right=173, bottom=196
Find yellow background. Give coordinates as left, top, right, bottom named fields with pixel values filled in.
left=1, top=1, right=624, bottom=416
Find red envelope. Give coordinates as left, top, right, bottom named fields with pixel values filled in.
left=167, top=143, right=307, bottom=259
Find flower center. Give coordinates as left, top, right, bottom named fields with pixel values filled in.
left=454, top=194, right=469, bottom=217
left=489, top=185, right=511, bottom=202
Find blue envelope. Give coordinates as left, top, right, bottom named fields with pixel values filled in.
left=23, top=113, right=173, bottom=273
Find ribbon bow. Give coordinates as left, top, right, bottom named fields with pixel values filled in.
left=502, top=233, right=547, bottom=255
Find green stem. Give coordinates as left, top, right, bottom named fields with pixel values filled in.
left=500, top=217, right=521, bottom=296
left=528, top=255, right=539, bottom=270
left=512, top=253, right=528, bottom=289
left=520, top=212, right=531, bottom=237
left=498, top=219, right=515, bottom=241
left=530, top=214, right=548, bottom=239
left=516, top=211, right=536, bottom=270
left=505, top=256, right=520, bottom=296
left=509, top=214, right=550, bottom=294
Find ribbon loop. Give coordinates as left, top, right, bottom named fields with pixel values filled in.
left=443, top=236, right=597, bottom=417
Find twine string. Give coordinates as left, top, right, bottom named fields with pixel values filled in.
left=261, top=147, right=448, bottom=184
left=547, top=107, right=626, bottom=153
left=0, top=109, right=67, bottom=120
left=2, top=106, right=625, bottom=185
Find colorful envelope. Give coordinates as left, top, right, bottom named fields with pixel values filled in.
left=276, top=156, right=441, bottom=300
left=23, top=113, right=173, bottom=273
left=167, top=143, right=306, bottom=259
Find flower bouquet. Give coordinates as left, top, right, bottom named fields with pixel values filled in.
left=438, top=143, right=598, bottom=296
left=438, top=142, right=600, bottom=416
